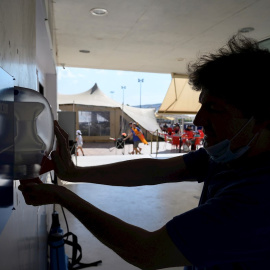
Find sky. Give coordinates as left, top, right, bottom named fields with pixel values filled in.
left=57, top=67, right=172, bottom=107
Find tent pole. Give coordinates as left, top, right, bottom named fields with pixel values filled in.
left=121, top=86, right=126, bottom=134
left=121, top=105, right=124, bottom=134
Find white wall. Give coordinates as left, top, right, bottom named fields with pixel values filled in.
left=0, top=0, right=57, bottom=268
left=36, top=0, right=58, bottom=117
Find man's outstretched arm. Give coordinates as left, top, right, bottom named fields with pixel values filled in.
left=53, top=121, right=192, bottom=186
left=19, top=182, right=191, bottom=269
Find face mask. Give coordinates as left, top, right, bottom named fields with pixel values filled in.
left=205, top=117, right=258, bottom=163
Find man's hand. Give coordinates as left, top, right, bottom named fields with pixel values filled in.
left=52, top=121, right=78, bottom=181
left=20, top=178, right=43, bottom=185
left=18, top=178, right=63, bottom=206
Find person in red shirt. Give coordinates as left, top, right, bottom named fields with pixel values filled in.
left=173, top=123, right=180, bottom=134
left=185, top=125, right=194, bottom=139
left=182, top=126, right=195, bottom=151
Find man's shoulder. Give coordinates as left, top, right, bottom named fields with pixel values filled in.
left=231, top=151, right=270, bottom=172
left=183, top=148, right=209, bottom=163
left=182, top=148, right=210, bottom=181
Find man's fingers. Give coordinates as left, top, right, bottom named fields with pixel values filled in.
left=51, top=151, right=63, bottom=172
left=54, top=121, right=69, bottom=146
left=54, top=121, right=74, bottom=166
left=54, top=125, right=68, bottom=148
left=51, top=151, right=70, bottom=177
left=19, top=184, right=48, bottom=206
left=54, top=120, right=67, bottom=136
left=19, top=178, right=42, bottom=185
left=54, top=125, right=71, bottom=160
left=18, top=182, right=38, bottom=192
left=18, top=182, right=61, bottom=206
left=18, top=182, right=40, bottom=205
left=54, top=120, right=67, bottom=135
left=53, top=120, right=77, bottom=180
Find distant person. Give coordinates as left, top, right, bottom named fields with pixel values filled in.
left=193, top=131, right=202, bottom=150
left=76, top=130, right=85, bottom=156
left=197, top=129, right=204, bottom=138
left=123, top=122, right=139, bottom=154
left=125, top=122, right=148, bottom=154
left=173, top=123, right=180, bottom=134
left=167, top=126, right=173, bottom=135
left=162, top=123, right=168, bottom=132
left=185, top=125, right=194, bottom=138
left=134, top=122, right=148, bottom=144
left=122, top=123, right=134, bottom=154
left=197, top=128, right=205, bottom=145
left=131, top=123, right=143, bottom=154
left=185, top=126, right=196, bottom=150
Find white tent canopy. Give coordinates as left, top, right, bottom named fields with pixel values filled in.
left=58, top=85, right=120, bottom=108
left=158, top=74, right=201, bottom=115
left=58, top=84, right=161, bottom=134
left=123, top=105, right=160, bottom=134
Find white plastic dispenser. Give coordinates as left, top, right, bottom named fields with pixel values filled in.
left=0, top=85, right=54, bottom=179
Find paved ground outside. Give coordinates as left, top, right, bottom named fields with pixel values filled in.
left=57, top=140, right=202, bottom=270
left=77, top=141, right=190, bottom=157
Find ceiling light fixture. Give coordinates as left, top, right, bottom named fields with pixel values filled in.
left=177, top=58, right=185, bottom=62
left=238, top=27, right=255, bottom=33
left=258, top=37, right=270, bottom=51
left=79, top=50, right=90, bottom=53
left=90, top=8, right=108, bottom=16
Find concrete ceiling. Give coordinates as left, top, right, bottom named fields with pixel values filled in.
left=53, top=0, right=270, bottom=74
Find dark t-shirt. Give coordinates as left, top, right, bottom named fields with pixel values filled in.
left=166, top=148, right=270, bottom=269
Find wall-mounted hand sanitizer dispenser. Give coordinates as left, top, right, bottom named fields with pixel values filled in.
left=13, top=87, right=54, bottom=179
left=0, top=76, right=54, bottom=179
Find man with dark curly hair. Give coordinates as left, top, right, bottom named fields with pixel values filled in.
left=19, top=35, right=270, bottom=270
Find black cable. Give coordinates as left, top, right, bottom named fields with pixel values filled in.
left=61, top=205, right=70, bottom=235
left=48, top=169, right=101, bottom=269
left=49, top=171, right=70, bottom=238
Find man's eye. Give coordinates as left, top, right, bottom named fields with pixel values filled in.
left=209, top=105, right=223, bottom=112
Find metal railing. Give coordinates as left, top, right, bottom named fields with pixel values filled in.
left=150, top=129, right=160, bottom=156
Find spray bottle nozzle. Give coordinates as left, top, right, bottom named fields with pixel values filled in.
left=51, top=211, right=60, bottom=229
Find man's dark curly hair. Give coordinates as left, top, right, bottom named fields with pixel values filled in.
left=188, top=34, right=270, bottom=120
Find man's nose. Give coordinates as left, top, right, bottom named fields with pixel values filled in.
left=193, top=106, right=206, bottom=127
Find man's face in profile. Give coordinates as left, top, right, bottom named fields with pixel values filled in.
left=193, top=91, right=249, bottom=148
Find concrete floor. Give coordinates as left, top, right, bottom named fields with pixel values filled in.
left=56, top=142, right=203, bottom=270
left=76, top=140, right=193, bottom=157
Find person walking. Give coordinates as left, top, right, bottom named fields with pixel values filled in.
left=76, top=130, right=85, bottom=156
left=123, top=122, right=141, bottom=154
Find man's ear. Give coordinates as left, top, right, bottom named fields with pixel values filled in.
left=253, top=118, right=270, bottom=131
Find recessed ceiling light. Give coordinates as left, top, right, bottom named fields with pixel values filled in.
left=177, top=57, right=185, bottom=61
left=258, top=37, right=270, bottom=51
left=238, top=27, right=255, bottom=33
left=90, top=8, right=108, bottom=16
left=79, top=50, right=90, bottom=53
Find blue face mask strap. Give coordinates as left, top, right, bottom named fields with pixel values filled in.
left=230, top=117, right=255, bottom=141
left=205, top=116, right=259, bottom=163
left=245, top=132, right=259, bottom=147
left=229, top=116, right=260, bottom=149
